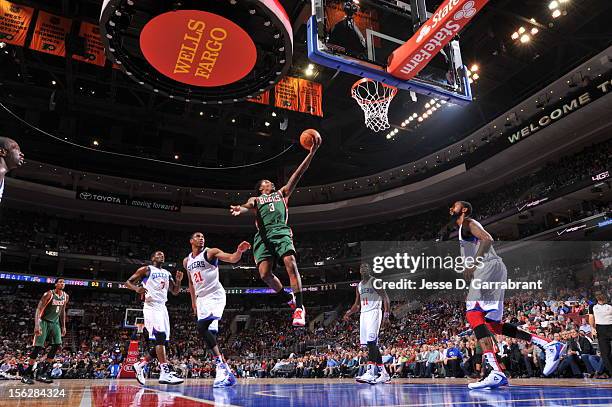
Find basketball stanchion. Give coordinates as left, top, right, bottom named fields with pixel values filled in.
left=351, top=78, right=398, bottom=132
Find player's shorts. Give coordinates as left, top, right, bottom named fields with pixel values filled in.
left=253, top=226, right=296, bottom=264
left=143, top=304, right=171, bottom=340
left=360, top=309, right=382, bottom=345
left=466, top=258, right=507, bottom=322
left=196, top=290, right=226, bottom=321
left=33, top=319, right=62, bottom=347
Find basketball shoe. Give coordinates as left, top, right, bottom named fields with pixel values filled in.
left=159, top=364, right=184, bottom=385
left=292, top=306, right=306, bottom=327
left=468, top=370, right=508, bottom=390
left=543, top=341, right=565, bottom=376
left=133, top=360, right=146, bottom=385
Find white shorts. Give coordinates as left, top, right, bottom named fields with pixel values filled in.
left=143, top=304, right=170, bottom=340
left=196, top=292, right=226, bottom=321
left=360, top=309, right=382, bottom=345
left=466, top=258, right=507, bottom=322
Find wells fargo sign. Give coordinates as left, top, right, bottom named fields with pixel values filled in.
left=139, top=10, right=257, bottom=87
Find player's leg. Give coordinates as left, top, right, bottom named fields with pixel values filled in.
left=281, top=254, right=305, bottom=326
left=257, top=258, right=294, bottom=306
left=22, top=324, right=47, bottom=385
left=465, top=307, right=508, bottom=389
left=371, top=310, right=390, bottom=384
left=196, top=296, right=235, bottom=387
left=356, top=311, right=378, bottom=383
left=156, top=307, right=182, bottom=384
left=484, top=317, right=564, bottom=376
left=37, top=323, right=61, bottom=383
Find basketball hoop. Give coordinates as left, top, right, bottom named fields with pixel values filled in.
left=135, top=322, right=145, bottom=335
left=351, top=78, right=397, bottom=132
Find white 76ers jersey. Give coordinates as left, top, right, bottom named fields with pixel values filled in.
left=143, top=265, right=172, bottom=306
left=358, top=277, right=381, bottom=313
left=186, top=249, right=224, bottom=298
left=459, top=220, right=500, bottom=262
left=0, top=179, right=4, bottom=203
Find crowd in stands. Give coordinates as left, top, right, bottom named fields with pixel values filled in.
left=0, top=242, right=609, bottom=382
left=0, top=140, right=610, bottom=270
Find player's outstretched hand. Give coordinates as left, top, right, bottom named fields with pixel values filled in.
left=192, top=304, right=197, bottom=317
left=34, top=327, right=42, bottom=337
left=342, top=312, right=351, bottom=321
left=175, top=270, right=183, bottom=281
left=237, top=241, right=251, bottom=253
left=61, top=326, right=66, bottom=336
left=230, top=205, right=242, bottom=216
left=310, top=134, right=322, bottom=154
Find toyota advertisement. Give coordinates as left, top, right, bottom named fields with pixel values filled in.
left=76, top=189, right=180, bottom=212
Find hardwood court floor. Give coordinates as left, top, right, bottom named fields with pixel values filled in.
left=1, top=377, right=611, bottom=406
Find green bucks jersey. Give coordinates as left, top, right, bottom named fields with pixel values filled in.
left=40, top=290, right=66, bottom=323
left=255, top=191, right=288, bottom=231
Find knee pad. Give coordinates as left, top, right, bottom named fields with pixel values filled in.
left=47, top=344, right=60, bottom=360
left=29, top=346, right=43, bottom=360
left=473, top=323, right=494, bottom=341
left=466, top=311, right=486, bottom=329
left=485, top=320, right=503, bottom=335
left=154, top=331, right=167, bottom=346
left=197, top=320, right=217, bottom=349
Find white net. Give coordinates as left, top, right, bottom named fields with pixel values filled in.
left=351, top=78, right=398, bottom=132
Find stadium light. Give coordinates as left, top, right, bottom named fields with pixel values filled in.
left=520, top=34, right=530, bottom=43
left=552, top=9, right=561, bottom=18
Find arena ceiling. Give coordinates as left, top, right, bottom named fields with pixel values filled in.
left=0, top=0, right=610, bottom=189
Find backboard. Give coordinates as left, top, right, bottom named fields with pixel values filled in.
left=308, top=0, right=476, bottom=104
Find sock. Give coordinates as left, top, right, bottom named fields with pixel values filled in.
left=531, top=335, right=550, bottom=347
left=295, top=291, right=303, bottom=309
left=276, top=289, right=293, bottom=304
left=214, top=355, right=227, bottom=370
left=483, top=351, right=503, bottom=372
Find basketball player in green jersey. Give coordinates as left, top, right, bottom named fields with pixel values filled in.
left=22, top=278, right=69, bottom=384
left=230, top=136, right=321, bottom=326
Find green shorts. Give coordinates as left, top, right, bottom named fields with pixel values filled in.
left=253, top=227, right=296, bottom=265
left=33, top=319, right=62, bottom=347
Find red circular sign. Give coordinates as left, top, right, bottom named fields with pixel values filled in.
left=140, top=10, right=257, bottom=87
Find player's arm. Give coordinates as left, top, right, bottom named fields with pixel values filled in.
left=588, top=306, right=597, bottom=336
left=343, top=286, right=361, bottom=320
left=34, top=291, right=52, bottom=336
left=279, top=138, right=321, bottom=199
left=61, top=293, right=69, bottom=336
left=467, top=219, right=493, bottom=259
left=169, top=270, right=183, bottom=296
left=376, top=286, right=391, bottom=324
left=208, top=241, right=251, bottom=264
left=185, top=258, right=197, bottom=316
left=125, top=266, right=149, bottom=295
left=230, top=197, right=257, bottom=216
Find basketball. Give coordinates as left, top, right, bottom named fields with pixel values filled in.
left=300, top=129, right=321, bottom=150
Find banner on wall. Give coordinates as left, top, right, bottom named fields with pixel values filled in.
left=274, top=76, right=300, bottom=111
left=298, top=78, right=323, bottom=117
left=72, top=21, right=106, bottom=66
left=29, top=10, right=72, bottom=56
left=247, top=90, right=270, bottom=105
left=0, top=0, right=34, bottom=46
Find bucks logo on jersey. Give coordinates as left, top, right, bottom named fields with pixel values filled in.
left=41, top=291, right=66, bottom=323
left=255, top=191, right=288, bottom=231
